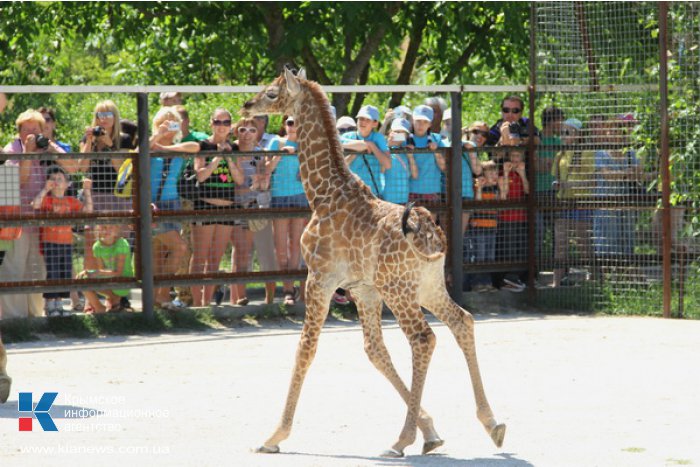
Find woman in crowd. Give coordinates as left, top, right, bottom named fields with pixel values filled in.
left=228, top=118, right=277, bottom=306
left=266, top=115, right=307, bottom=305
left=552, top=118, right=595, bottom=287
left=148, top=106, right=197, bottom=309
left=0, top=109, right=51, bottom=318
left=77, top=100, right=136, bottom=270
left=188, top=108, right=244, bottom=307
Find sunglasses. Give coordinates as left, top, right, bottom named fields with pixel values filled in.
left=338, top=127, right=356, bottom=134
left=501, top=107, right=521, bottom=114
left=238, top=127, right=258, bottom=134
left=212, top=119, right=232, bottom=126
left=470, top=129, right=489, bottom=137
left=96, top=111, right=114, bottom=119
left=285, top=120, right=294, bottom=126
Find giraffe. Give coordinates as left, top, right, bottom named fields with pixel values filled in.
left=0, top=340, right=10, bottom=404
left=241, top=68, right=506, bottom=457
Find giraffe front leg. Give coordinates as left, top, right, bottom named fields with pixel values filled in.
left=382, top=311, right=437, bottom=458
left=0, top=339, right=11, bottom=404
left=256, top=279, right=333, bottom=454
left=355, top=293, right=443, bottom=455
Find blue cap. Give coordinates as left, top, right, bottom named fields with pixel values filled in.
left=412, top=105, right=434, bottom=122
left=390, top=118, right=411, bottom=133
left=356, top=105, right=380, bottom=121
left=394, top=105, right=413, bottom=118
left=564, top=118, right=583, bottom=130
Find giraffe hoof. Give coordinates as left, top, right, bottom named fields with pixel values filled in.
left=256, top=444, right=280, bottom=454
left=422, top=438, right=445, bottom=454
left=0, top=375, right=11, bottom=404
left=490, top=423, right=506, bottom=448
left=380, top=448, right=404, bottom=458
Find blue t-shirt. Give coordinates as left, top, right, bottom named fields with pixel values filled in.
left=408, top=132, right=446, bottom=194
left=382, top=153, right=410, bottom=204
left=150, top=156, right=185, bottom=202
left=460, top=142, right=477, bottom=199
left=267, top=138, right=304, bottom=197
left=341, top=131, right=389, bottom=195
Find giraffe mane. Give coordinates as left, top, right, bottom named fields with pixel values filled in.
left=303, top=80, right=355, bottom=184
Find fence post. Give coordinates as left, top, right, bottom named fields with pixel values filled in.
left=659, top=2, right=672, bottom=318
left=136, top=93, right=155, bottom=320
left=449, top=91, right=463, bottom=303
left=527, top=1, right=538, bottom=302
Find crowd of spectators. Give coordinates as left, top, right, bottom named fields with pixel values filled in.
left=0, top=89, right=646, bottom=318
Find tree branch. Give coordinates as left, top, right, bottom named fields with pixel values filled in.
left=389, top=6, right=430, bottom=108
left=442, top=18, right=495, bottom=84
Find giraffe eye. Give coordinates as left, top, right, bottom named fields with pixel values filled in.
left=266, top=91, right=278, bottom=100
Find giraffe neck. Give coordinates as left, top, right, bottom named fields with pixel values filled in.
left=293, top=84, right=357, bottom=208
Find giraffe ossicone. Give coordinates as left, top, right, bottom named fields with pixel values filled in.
left=241, top=68, right=505, bottom=457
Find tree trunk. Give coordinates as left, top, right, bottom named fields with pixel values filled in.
left=389, top=7, right=430, bottom=108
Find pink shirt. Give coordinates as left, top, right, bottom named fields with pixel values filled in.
left=4, top=138, right=46, bottom=214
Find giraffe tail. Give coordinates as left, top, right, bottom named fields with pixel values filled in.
left=401, top=202, right=445, bottom=263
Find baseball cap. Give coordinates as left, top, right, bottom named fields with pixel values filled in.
left=563, top=118, right=583, bottom=130
left=356, top=105, right=380, bottom=121
left=336, top=116, right=357, bottom=130
left=412, top=105, right=434, bottom=122
left=390, top=118, right=411, bottom=133
left=394, top=105, right=413, bottom=119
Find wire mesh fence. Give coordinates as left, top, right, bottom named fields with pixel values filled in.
left=1, top=2, right=696, bottom=320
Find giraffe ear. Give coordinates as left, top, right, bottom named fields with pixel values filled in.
left=297, top=68, right=307, bottom=80
left=285, top=68, right=301, bottom=96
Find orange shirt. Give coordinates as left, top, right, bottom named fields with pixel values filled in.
left=40, top=196, right=83, bottom=245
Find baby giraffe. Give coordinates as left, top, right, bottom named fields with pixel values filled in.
left=241, top=68, right=505, bottom=457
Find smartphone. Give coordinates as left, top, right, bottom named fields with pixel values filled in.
left=392, top=133, right=406, bottom=143
left=168, top=121, right=181, bottom=132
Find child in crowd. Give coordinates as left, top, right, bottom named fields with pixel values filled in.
left=77, top=223, right=134, bottom=313
left=407, top=104, right=447, bottom=210
left=382, top=118, right=417, bottom=205
left=341, top=105, right=391, bottom=196
left=468, top=161, right=503, bottom=292
left=494, top=148, right=530, bottom=292
left=31, top=166, right=93, bottom=316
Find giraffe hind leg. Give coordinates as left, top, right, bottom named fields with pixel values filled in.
left=422, top=292, right=506, bottom=448
left=355, top=293, right=444, bottom=455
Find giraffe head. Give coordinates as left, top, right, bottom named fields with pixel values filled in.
left=241, top=67, right=307, bottom=117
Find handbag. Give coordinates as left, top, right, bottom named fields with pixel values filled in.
left=178, top=158, right=203, bottom=201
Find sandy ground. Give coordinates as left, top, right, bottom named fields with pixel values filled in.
left=1, top=312, right=699, bottom=467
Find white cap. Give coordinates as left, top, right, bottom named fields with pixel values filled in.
left=336, top=116, right=357, bottom=130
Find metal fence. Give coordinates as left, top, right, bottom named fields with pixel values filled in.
left=0, top=2, right=696, bottom=320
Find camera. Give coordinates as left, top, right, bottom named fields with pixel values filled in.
left=92, top=126, right=106, bottom=137
left=508, top=121, right=523, bottom=137
left=168, top=121, right=181, bottom=132
left=35, top=134, right=50, bottom=149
